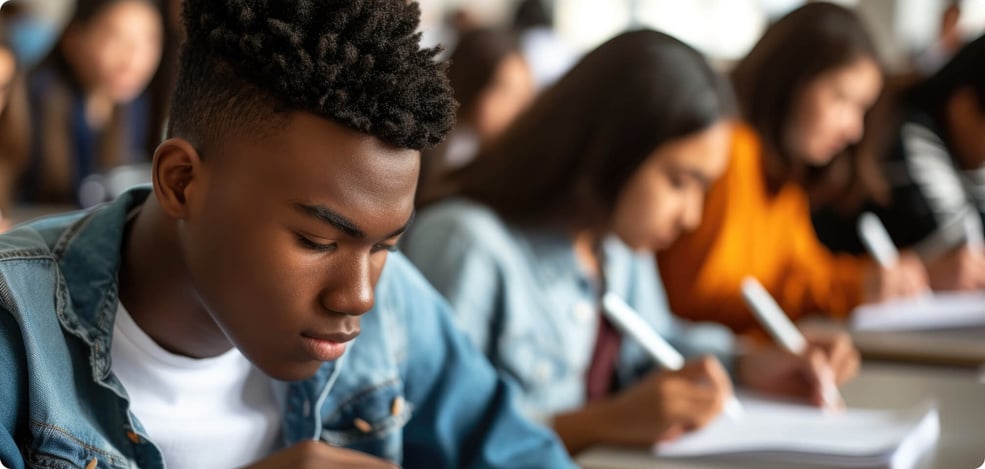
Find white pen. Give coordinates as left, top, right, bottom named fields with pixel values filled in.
left=740, top=277, right=844, bottom=410
left=601, top=292, right=745, bottom=419
left=964, top=213, right=984, bottom=257
left=858, top=212, right=899, bottom=268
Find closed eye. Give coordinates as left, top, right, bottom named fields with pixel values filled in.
left=372, top=243, right=399, bottom=254
left=296, top=234, right=337, bottom=253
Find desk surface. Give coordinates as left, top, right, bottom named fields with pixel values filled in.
left=578, top=363, right=985, bottom=469
left=851, top=328, right=985, bottom=367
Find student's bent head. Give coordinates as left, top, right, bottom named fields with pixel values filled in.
left=910, top=34, right=985, bottom=169
left=449, top=29, right=734, bottom=252
left=733, top=2, right=882, bottom=168
left=448, top=28, right=534, bottom=142
left=156, top=0, right=455, bottom=381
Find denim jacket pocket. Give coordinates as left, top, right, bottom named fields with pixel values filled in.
left=319, top=379, right=413, bottom=462
left=24, top=421, right=129, bottom=469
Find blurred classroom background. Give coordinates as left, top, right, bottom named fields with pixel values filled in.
left=1, top=0, right=983, bottom=219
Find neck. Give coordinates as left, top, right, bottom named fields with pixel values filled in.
left=119, top=197, right=232, bottom=358
left=84, top=92, right=114, bottom=129
left=572, top=229, right=602, bottom=278
left=760, top=142, right=801, bottom=194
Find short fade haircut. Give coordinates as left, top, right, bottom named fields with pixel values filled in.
left=168, top=0, right=456, bottom=152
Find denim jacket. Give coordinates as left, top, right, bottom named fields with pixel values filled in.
left=403, top=199, right=736, bottom=421
left=0, top=188, right=575, bottom=469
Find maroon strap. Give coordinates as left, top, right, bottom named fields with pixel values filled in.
left=585, top=312, right=622, bottom=402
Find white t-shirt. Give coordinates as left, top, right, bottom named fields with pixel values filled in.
left=111, top=303, right=283, bottom=469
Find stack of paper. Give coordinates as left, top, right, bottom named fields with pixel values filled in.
left=654, top=396, right=939, bottom=468
left=851, top=292, right=985, bottom=331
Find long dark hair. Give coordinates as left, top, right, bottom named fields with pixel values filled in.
left=909, top=33, right=985, bottom=140
left=448, top=28, right=521, bottom=127
left=732, top=2, right=879, bottom=190
left=439, top=29, right=734, bottom=232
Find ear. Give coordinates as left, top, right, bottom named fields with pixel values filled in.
left=152, top=138, right=205, bottom=220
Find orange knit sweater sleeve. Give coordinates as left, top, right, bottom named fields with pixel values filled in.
left=657, top=124, right=867, bottom=333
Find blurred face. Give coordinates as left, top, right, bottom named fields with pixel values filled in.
left=472, top=52, right=535, bottom=142
left=947, top=88, right=985, bottom=169
left=68, top=0, right=163, bottom=102
left=611, top=121, right=732, bottom=252
left=786, top=57, right=882, bottom=166
left=0, top=47, right=15, bottom=111
left=177, top=114, right=418, bottom=381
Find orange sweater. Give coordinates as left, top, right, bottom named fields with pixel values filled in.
left=657, top=124, right=865, bottom=333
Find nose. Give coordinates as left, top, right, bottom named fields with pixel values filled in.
left=680, top=190, right=704, bottom=233
left=319, top=254, right=376, bottom=316
left=843, top=108, right=865, bottom=145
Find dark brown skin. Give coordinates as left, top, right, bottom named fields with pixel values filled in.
left=242, top=441, right=398, bottom=469
left=117, top=112, right=418, bottom=464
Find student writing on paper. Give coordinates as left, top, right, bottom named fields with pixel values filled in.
left=813, top=34, right=985, bottom=292
left=658, top=3, right=928, bottom=334
left=404, top=30, right=860, bottom=456
left=0, top=1, right=577, bottom=467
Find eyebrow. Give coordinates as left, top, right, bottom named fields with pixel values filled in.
left=293, top=203, right=414, bottom=240
left=682, top=169, right=713, bottom=188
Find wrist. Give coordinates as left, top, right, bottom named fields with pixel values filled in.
left=552, top=399, right=613, bottom=455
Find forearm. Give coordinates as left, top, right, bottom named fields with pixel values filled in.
left=550, top=400, right=611, bottom=456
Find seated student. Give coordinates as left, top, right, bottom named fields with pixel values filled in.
left=24, top=0, right=163, bottom=204
left=814, top=34, right=985, bottom=292
left=657, top=3, right=928, bottom=334
left=0, top=38, right=29, bottom=227
left=0, top=1, right=574, bottom=468
left=403, top=30, right=860, bottom=455
left=419, top=28, right=534, bottom=202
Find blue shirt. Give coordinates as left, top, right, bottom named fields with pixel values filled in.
left=403, top=199, right=736, bottom=422
left=0, top=188, right=575, bottom=469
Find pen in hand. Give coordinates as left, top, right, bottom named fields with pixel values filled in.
left=741, top=277, right=844, bottom=411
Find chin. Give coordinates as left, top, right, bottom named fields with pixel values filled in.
left=258, top=360, right=325, bottom=383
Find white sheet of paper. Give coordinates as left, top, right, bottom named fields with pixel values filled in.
left=654, top=396, right=939, bottom=468
left=851, top=292, right=985, bottom=331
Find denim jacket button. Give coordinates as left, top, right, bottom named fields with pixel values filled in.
left=391, top=396, right=404, bottom=416
left=573, top=301, right=594, bottom=323
left=535, top=361, right=552, bottom=382
left=85, top=458, right=98, bottom=469
left=126, top=431, right=140, bottom=444
left=354, top=418, right=372, bottom=433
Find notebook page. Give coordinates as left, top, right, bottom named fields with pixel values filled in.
left=654, top=396, right=939, bottom=468
left=852, top=292, right=985, bottom=331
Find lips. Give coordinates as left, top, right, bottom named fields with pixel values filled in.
left=300, top=330, right=358, bottom=362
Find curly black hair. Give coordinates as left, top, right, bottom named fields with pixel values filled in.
left=168, top=0, right=456, bottom=151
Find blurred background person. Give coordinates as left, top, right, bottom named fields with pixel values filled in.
left=0, top=0, right=73, bottom=70
left=418, top=27, right=535, bottom=204
left=657, top=2, right=928, bottom=334
left=0, top=35, right=30, bottom=228
left=23, top=0, right=162, bottom=205
left=512, top=0, right=578, bottom=91
left=813, top=34, right=985, bottom=292
left=914, top=1, right=966, bottom=77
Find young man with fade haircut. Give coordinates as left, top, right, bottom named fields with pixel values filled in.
left=0, top=0, right=575, bottom=467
